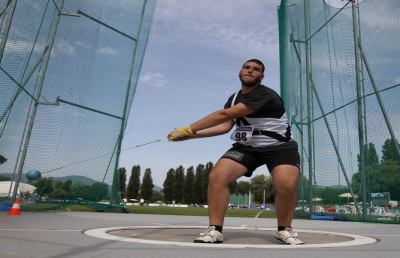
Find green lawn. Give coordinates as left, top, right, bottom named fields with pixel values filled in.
left=127, top=206, right=277, bottom=218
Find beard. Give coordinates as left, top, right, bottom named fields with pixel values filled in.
left=239, top=74, right=261, bottom=87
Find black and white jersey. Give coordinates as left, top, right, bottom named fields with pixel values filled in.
left=224, top=84, right=293, bottom=148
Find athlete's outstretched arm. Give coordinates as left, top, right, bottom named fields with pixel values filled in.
left=191, top=103, right=254, bottom=132
left=193, top=120, right=234, bottom=138
left=168, top=103, right=255, bottom=141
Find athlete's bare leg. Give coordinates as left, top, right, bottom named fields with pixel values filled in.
left=207, top=158, right=248, bottom=226
left=271, top=164, right=300, bottom=227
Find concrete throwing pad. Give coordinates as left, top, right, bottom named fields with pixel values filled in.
left=84, top=226, right=377, bottom=249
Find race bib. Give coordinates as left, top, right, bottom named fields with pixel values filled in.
left=230, top=126, right=254, bottom=143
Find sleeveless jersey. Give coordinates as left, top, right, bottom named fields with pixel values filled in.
left=224, top=84, right=293, bottom=148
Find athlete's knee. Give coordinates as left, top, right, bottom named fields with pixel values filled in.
left=276, top=182, right=298, bottom=195
left=208, top=170, right=230, bottom=187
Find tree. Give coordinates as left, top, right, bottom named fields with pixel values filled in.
left=126, top=165, right=140, bottom=199
left=297, top=174, right=311, bottom=202
left=265, top=176, right=275, bottom=203
left=63, top=180, right=72, bottom=192
left=119, top=167, right=127, bottom=198
left=250, top=175, right=269, bottom=204
left=70, top=182, right=90, bottom=200
left=183, top=166, right=195, bottom=204
left=229, top=180, right=238, bottom=194
left=140, top=168, right=154, bottom=202
left=193, top=164, right=205, bottom=204
left=173, top=165, right=185, bottom=203
left=150, top=190, right=163, bottom=203
left=0, top=154, right=7, bottom=165
left=163, top=168, right=175, bottom=203
left=50, top=180, right=73, bottom=200
left=318, top=186, right=348, bottom=205
left=373, top=160, right=400, bottom=200
left=0, top=174, right=10, bottom=181
left=236, top=181, right=251, bottom=194
left=382, top=139, right=400, bottom=162
left=50, top=180, right=69, bottom=199
left=34, top=177, right=54, bottom=198
left=353, top=160, right=400, bottom=201
left=202, top=162, right=213, bottom=203
left=89, top=182, right=109, bottom=201
left=367, top=143, right=380, bottom=165
left=358, top=142, right=380, bottom=171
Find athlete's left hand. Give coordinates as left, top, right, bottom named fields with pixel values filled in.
left=167, top=125, right=195, bottom=141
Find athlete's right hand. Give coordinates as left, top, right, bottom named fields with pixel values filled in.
left=167, top=125, right=195, bottom=141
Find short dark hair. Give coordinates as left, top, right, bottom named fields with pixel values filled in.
left=243, top=59, right=265, bottom=73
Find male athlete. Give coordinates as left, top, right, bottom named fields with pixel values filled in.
left=168, top=59, right=304, bottom=245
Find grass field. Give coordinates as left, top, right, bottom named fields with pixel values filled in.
left=13, top=203, right=400, bottom=224
left=18, top=202, right=277, bottom=218
left=127, top=206, right=277, bottom=218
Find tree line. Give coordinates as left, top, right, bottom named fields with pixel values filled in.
left=352, top=138, right=400, bottom=201
left=119, top=166, right=156, bottom=203
left=32, top=178, right=109, bottom=201
left=119, top=162, right=278, bottom=205
left=1, top=138, right=398, bottom=204
left=120, top=138, right=400, bottom=205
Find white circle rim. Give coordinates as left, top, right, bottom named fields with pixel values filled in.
left=83, top=225, right=377, bottom=249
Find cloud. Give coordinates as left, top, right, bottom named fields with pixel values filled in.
left=4, top=40, right=45, bottom=55
left=54, top=40, right=76, bottom=56
left=154, top=0, right=281, bottom=59
left=324, top=0, right=366, bottom=9
left=139, top=72, right=168, bottom=88
left=95, top=46, right=119, bottom=56
left=73, top=40, right=90, bottom=49
left=42, top=40, right=77, bottom=58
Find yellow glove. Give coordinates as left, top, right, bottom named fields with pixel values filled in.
left=167, top=125, right=195, bottom=141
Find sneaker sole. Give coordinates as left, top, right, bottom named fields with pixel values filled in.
left=274, top=236, right=304, bottom=245
left=193, top=240, right=223, bottom=244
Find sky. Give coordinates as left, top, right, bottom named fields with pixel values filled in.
left=119, top=0, right=283, bottom=186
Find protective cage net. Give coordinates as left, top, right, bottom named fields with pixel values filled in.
left=0, top=0, right=156, bottom=211
left=279, top=0, right=400, bottom=222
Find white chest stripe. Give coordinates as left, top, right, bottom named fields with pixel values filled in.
left=229, top=92, right=291, bottom=147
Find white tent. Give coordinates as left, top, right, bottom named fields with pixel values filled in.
left=339, top=192, right=358, bottom=198
left=0, top=181, right=36, bottom=197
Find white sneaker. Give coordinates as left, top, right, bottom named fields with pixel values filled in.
left=275, top=227, right=304, bottom=245
left=194, top=226, right=224, bottom=243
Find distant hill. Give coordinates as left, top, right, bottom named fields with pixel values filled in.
left=2, top=173, right=163, bottom=191
left=1, top=173, right=96, bottom=185
left=153, top=185, right=162, bottom=192
left=54, top=175, right=97, bottom=185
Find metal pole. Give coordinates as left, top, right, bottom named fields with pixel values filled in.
left=0, top=0, right=16, bottom=62
left=110, top=0, right=148, bottom=203
left=11, top=0, right=63, bottom=204
left=310, top=77, right=360, bottom=216
left=351, top=0, right=367, bottom=220
left=359, top=42, right=400, bottom=161
left=303, top=0, right=313, bottom=213
left=356, top=2, right=370, bottom=208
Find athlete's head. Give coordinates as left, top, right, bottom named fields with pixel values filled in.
left=239, top=59, right=265, bottom=86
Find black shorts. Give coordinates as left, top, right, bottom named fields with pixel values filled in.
left=220, top=141, right=300, bottom=177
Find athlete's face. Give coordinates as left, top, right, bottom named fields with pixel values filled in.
left=239, top=61, right=264, bottom=86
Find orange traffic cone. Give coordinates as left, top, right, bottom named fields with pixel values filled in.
left=8, top=198, right=21, bottom=216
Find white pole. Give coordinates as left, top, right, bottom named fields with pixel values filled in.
left=248, top=190, right=251, bottom=209
left=263, top=189, right=266, bottom=209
